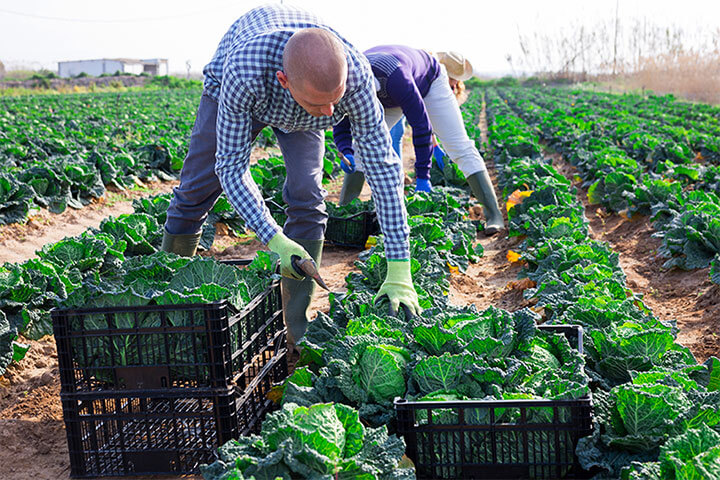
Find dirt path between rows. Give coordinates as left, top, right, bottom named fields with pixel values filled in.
left=546, top=151, right=720, bottom=362
left=0, top=181, right=179, bottom=265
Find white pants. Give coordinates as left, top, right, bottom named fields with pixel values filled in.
left=355, top=65, right=486, bottom=177
left=423, top=65, right=485, bottom=176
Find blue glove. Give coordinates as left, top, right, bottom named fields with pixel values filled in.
left=340, top=153, right=356, bottom=174
left=433, top=145, right=446, bottom=171
left=415, top=178, right=432, bottom=193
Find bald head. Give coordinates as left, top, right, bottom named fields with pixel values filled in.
left=282, top=28, right=347, bottom=93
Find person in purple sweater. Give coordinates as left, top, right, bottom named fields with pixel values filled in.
left=332, top=46, right=504, bottom=235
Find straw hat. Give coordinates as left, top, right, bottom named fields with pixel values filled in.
left=436, top=51, right=474, bottom=81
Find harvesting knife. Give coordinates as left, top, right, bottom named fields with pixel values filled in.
left=290, top=255, right=330, bottom=291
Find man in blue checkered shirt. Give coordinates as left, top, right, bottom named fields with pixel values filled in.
left=161, top=4, right=419, bottom=346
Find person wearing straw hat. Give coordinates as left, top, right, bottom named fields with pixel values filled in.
left=333, top=46, right=505, bottom=235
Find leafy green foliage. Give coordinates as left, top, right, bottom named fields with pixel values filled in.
left=484, top=86, right=720, bottom=479
left=0, top=311, right=26, bottom=376
left=712, top=255, right=720, bottom=285
left=99, top=213, right=162, bottom=255
left=200, top=402, right=412, bottom=480
left=292, top=302, right=587, bottom=427
left=0, top=174, right=34, bottom=225
left=587, top=321, right=677, bottom=384
left=0, top=89, right=197, bottom=224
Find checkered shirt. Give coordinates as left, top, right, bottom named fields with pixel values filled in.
left=202, top=5, right=409, bottom=259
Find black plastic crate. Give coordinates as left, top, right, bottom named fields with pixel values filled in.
left=61, top=347, right=288, bottom=478
left=325, top=209, right=379, bottom=248
left=266, top=199, right=379, bottom=248
left=395, top=325, right=593, bottom=480
left=235, top=331, right=289, bottom=435
left=52, top=259, right=282, bottom=393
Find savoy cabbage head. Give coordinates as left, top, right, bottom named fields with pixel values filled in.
left=200, top=402, right=413, bottom=480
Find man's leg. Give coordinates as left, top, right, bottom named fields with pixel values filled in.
left=273, top=128, right=327, bottom=346
left=163, top=94, right=266, bottom=254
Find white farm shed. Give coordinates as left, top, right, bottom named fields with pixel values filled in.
left=58, top=58, right=169, bottom=78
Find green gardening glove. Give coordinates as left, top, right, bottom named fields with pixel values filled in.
left=267, top=232, right=312, bottom=280
left=374, top=259, right=421, bottom=316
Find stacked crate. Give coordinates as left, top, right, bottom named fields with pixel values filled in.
left=52, top=260, right=286, bottom=477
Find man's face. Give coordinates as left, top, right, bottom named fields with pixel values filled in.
left=277, top=71, right=345, bottom=117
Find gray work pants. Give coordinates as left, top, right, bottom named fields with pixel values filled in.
left=165, top=93, right=328, bottom=241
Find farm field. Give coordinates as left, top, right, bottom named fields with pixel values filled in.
left=1, top=85, right=719, bottom=480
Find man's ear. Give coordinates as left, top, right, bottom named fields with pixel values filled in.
left=276, top=70, right=289, bottom=89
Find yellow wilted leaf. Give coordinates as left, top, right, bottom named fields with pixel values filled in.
left=266, top=384, right=284, bottom=404
left=507, top=250, right=521, bottom=263
left=506, top=189, right=533, bottom=212
left=398, top=455, right=416, bottom=470
left=365, top=236, right=378, bottom=249
left=447, top=262, right=459, bottom=274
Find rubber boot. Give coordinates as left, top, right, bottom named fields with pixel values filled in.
left=338, top=171, right=366, bottom=206
left=160, top=227, right=202, bottom=256
left=467, top=170, right=505, bottom=236
left=281, top=238, right=323, bottom=350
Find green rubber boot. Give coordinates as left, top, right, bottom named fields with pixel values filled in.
left=467, top=170, right=505, bottom=236
left=161, top=228, right=202, bottom=256
left=281, top=238, right=324, bottom=349
left=338, top=171, right=366, bottom=206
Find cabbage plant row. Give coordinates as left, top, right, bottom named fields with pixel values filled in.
left=0, top=89, right=206, bottom=224
left=483, top=88, right=720, bottom=479
left=0, top=185, right=279, bottom=376
left=202, top=184, right=591, bottom=479
left=495, top=87, right=720, bottom=281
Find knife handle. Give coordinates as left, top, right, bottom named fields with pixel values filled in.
left=290, top=255, right=306, bottom=278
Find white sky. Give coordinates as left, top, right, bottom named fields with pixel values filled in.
left=1, top=0, right=718, bottom=75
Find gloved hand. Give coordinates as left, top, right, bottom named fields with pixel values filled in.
left=374, top=259, right=421, bottom=316
left=415, top=178, right=432, bottom=193
left=433, top=145, right=446, bottom=171
left=339, top=153, right=356, bottom=174
left=267, top=232, right=312, bottom=280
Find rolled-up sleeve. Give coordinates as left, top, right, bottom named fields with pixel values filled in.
left=344, top=80, right=410, bottom=259
left=214, top=74, right=281, bottom=244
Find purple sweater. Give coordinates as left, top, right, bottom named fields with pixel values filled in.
left=333, top=45, right=440, bottom=180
